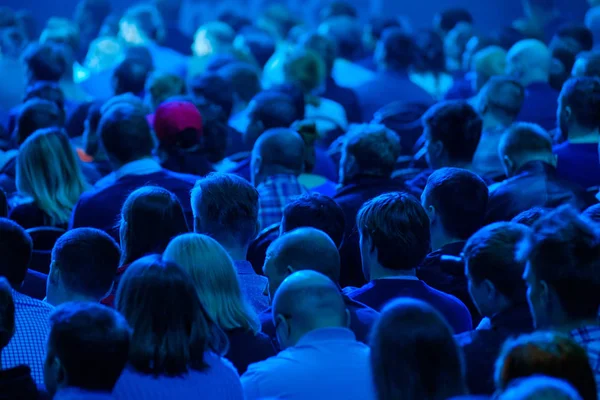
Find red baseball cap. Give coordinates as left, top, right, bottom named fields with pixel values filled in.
left=151, top=101, right=203, bottom=147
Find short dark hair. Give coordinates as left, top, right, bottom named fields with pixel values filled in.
left=357, top=192, right=431, bottom=271
left=0, top=278, right=14, bottom=350
left=269, top=84, right=306, bottom=121
left=422, top=168, right=489, bottom=240
left=48, top=302, right=131, bottom=391
left=343, top=124, right=401, bottom=178
left=24, top=81, right=65, bottom=111
left=369, top=17, right=402, bottom=42
left=575, top=51, right=600, bottom=78
left=51, top=228, right=120, bottom=300
left=240, top=30, right=277, bottom=68
left=436, top=8, right=473, bottom=33
left=191, top=173, right=259, bottom=246
left=218, top=62, right=262, bottom=104
left=464, top=222, right=530, bottom=303
left=479, top=76, right=525, bottom=120
left=499, top=122, right=553, bottom=159
left=559, top=77, right=600, bottom=132
left=381, top=28, right=415, bottom=70
left=511, top=207, right=548, bottom=226
left=249, top=91, right=300, bottom=130
left=519, top=205, right=600, bottom=320
left=16, top=99, right=65, bottom=145
left=556, top=24, right=594, bottom=52
left=281, top=194, right=346, bottom=248
left=189, top=73, right=234, bottom=118
left=113, top=58, right=153, bottom=96
left=99, top=103, right=155, bottom=165
left=0, top=218, right=32, bottom=287
left=22, top=42, right=67, bottom=83
left=583, top=203, right=600, bottom=224
left=414, top=30, right=445, bottom=73
left=423, top=101, right=482, bottom=164
left=115, top=255, right=226, bottom=376
left=120, top=186, right=189, bottom=265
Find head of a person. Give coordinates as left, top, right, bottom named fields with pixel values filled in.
left=413, top=30, right=446, bottom=74
left=471, top=46, right=507, bottom=92
left=357, top=192, right=431, bottom=281
left=0, top=219, right=32, bottom=289
left=463, top=222, right=530, bottom=318
left=74, top=0, right=111, bottom=36
left=163, top=233, right=260, bottom=334
left=498, top=376, right=584, bottom=400
left=585, top=6, right=600, bottom=43
left=83, top=36, right=123, bottom=73
left=498, top=123, right=555, bottom=178
left=363, top=17, right=402, bottom=52
left=422, top=101, right=482, bottom=170
left=495, top=332, right=597, bottom=400
left=375, top=28, right=415, bottom=72
left=44, top=302, right=131, bottom=397
left=583, top=203, right=600, bottom=224
left=477, top=76, right=525, bottom=127
left=300, top=32, right=337, bottom=78
left=112, top=57, right=153, bottom=96
left=47, top=228, right=120, bottom=306
left=153, top=0, right=181, bottom=22
left=99, top=103, right=155, bottom=168
left=115, top=254, right=225, bottom=376
left=24, top=81, right=66, bottom=112
left=192, top=21, right=235, bottom=57
left=421, top=168, right=489, bottom=249
left=551, top=24, right=594, bottom=54
left=21, top=41, right=67, bottom=85
left=339, top=123, right=400, bottom=185
left=144, top=72, right=185, bottom=111
left=572, top=51, right=600, bottom=78
left=557, top=77, right=600, bottom=139
left=512, top=207, right=548, bottom=226
left=506, top=40, right=552, bottom=86
left=119, top=186, right=189, bottom=266
left=189, top=73, right=234, bottom=119
left=317, top=16, right=363, bottom=61
left=251, top=128, right=305, bottom=186
left=234, top=29, right=276, bottom=69
left=119, top=4, right=165, bottom=46
left=152, top=100, right=203, bottom=152
left=0, top=25, right=27, bottom=59
left=272, top=270, right=349, bottom=349
left=520, top=206, right=600, bottom=330
left=434, top=8, right=473, bottom=37
left=15, top=98, right=65, bottom=146
left=370, top=298, right=467, bottom=400
left=320, top=1, right=357, bottom=22
left=16, top=128, right=89, bottom=226
left=444, top=22, right=474, bottom=65
left=281, top=193, right=346, bottom=249
left=0, top=278, right=14, bottom=353
left=218, top=62, right=262, bottom=109
left=40, top=18, right=80, bottom=57
left=245, top=91, right=300, bottom=146
left=283, top=48, right=326, bottom=95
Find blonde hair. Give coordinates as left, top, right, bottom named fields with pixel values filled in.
left=16, top=128, right=89, bottom=226
left=163, top=233, right=260, bottom=334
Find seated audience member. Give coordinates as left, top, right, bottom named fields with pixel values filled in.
left=261, top=228, right=378, bottom=345
left=113, top=255, right=243, bottom=399
left=409, top=30, right=454, bottom=100
left=520, top=206, right=600, bottom=392
left=219, top=62, right=262, bottom=126
left=154, top=0, right=192, bottom=56
left=454, top=222, right=534, bottom=395
left=10, top=128, right=89, bottom=229
left=74, top=0, right=113, bottom=62
left=486, top=123, right=588, bottom=223
left=22, top=41, right=67, bottom=88
left=234, top=29, right=277, bottom=70
left=144, top=71, right=186, bottom=111
left=407, top=100, right=482, bottom=196
left=0, top=219, right=53, bottom=386
left=498, top=376, right=584, bottom=400
left=511, top=207, right=548, bottom=226
left=495, top=332, right=597, bottom=400
left=69, top=103, right=199, bottom=237
left=46, top=228, right=120, bottom=306
left=334, top=123, right=405, bottom=288
left=360, top=17, right=401, bottom=69
left=470, top=46, right=507, bottom=94
left=112, top=57, right=153, bottom=97
left=550, top=47, right=578, bottom=93
left=242, top=270, right=375, bottom=400
left=164, top=234, right=275, bottom=374
left=355, top=28, right=433, bottom=122
left=80, top=102, right=112, bottom=176
left=370, top=298, right=467, bottom=400
left=434, top=8, right=473, bottom=38
left=0, top=278, right=38, bottom=399
left=191, top=173, right=268, bottom=313
left=418, top=168, right=489, bottom=322
left=152, top=100, right=214, bottom=177
left=473, top=77, right=525, bottom=179
left=506, top=39, right=558, bottom=131
left=189, top=22, right=236, bottom=78
left=554, top=77, right=600, bottom=190
left=572, top=51, right=600, bottom=78
left=348, top=192, right=472, bottom=333
left=251, top=128, right=308, bottom=229
left=550, top=24, right=594, bottom=54
left=44, top=303, right=131, bottom=400
left=300, top=33, right=362, bottom=123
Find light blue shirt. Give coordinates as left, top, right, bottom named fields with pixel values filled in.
left=241, top=327, right=376, bottom=400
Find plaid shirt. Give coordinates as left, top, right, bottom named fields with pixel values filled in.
left=257, top=175, right=308, bottom=229
left=3, top=290, right=53, bottom=386
left=570, top=325, right=600, bottom=394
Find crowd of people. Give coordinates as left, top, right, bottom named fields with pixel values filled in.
left=0, top=0, right=600, bottom=398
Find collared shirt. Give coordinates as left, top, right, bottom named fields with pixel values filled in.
left=94, top=158, right=163, bottom=189
left=570, top=325, right=600, bottom=394
left=257, top=174, right=308, bottom=229
left=241, top=327, right=375, bottom=400
left=234, top=260, right=269, bottom=314
left=54, top=387, right=115, bottom=400
left=3, top=290, right=54, bottom=386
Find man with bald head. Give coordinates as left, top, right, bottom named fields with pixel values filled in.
left=259, top=227, right=378, bottom=345
left=252, top=128, right=308, bottom=229
left=241, top=271, right=375, bottom=400
left=506, top=39, right=559, bottom=131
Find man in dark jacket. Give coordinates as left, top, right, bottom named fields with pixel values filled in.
left=486, top=123, right=590, bottom=224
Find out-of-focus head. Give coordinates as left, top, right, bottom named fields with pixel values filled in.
left=498, top=376, right=583, bottom=400
left=192, top=21, right=235, bottom=57
left=218, top=11, right=252, bottom=34
left=583, top=203, right=600, bottom=224
left=463, top=222, right=530, bottom=318
left=363, top=17, right=402, bottom=53
left=272, top=270, right=348, bottom=349
left=152, top=101, right=202, bottom=150
left=283, top=48, right=326, bottom=95
left=471, top=46, right=507, bottom=92
left=251, top=128, right=305, bottom=186
left=40, top=18, right=80, bottom=58
left=375, top=28, right=415, bottom=71
left=22, top=41, right=67, bottom=85
left=218, top=62, right=262, bottom=108
left=189, top=73, right=235, bottom=119
left=434, top=8, right=473, bottom=37
left=495, top=332, right=597, bottom=400
left=370, top=298, right=467, bottom=400
left=112, top=57, right=153, bottom=96
left=413, top=30, right=446, bottom=73
left=339, top=123, right=400, bottom=185
left=477, top=76, right=525, bottom=125
left=422, top=101, right=482, bottom=169
left=320, top=1, right=357, bottom=22
left=24, top=81, right=65, bottom=112
left=153, top=0, right=182, bottom=21
left=498, top=122, right=554, bottom=178
left=462, top=35, right=499, bottom=71
left=144, top=72, right=186, bottom=111
left=557, top=77, right=600, bottom=139
left=234, top=29, right=276, bottom=69
left=16, top=99, right=65, bottom=146
left=245, top=91, right=300, bottom=146
left=585, top=6, right=600, bottom=44
left=551, top=24, right=594, bottom=54
left=572, top=51, right=600, bottom=78
left=519, top=206, right=600, bottom=330
left=0, top=26, right=27, bottom=59
left=119, top=4, right=165, bottom=46
left=74, top=0, right=111, bottom=35
left=300, top=33, right=337, bottom=77
left=83, top=36, right=123, bottom=73
left=443, top=22, right=474, bottom=65
left=318, top=16, right=363, bottom=60
left=506, top=39, right=552, bottom=86
left=0, top=218, right=32, bottom=288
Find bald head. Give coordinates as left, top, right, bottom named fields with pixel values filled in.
left=251, top=128, right=306, bottom=185
left=506, top=39, right=552, bottom=86
left=272, top=270, right=348, bottom=348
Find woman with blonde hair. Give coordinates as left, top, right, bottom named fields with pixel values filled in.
left=10, top=128, right=89, bottom=229
left=164, top=233, right=275, bottom=374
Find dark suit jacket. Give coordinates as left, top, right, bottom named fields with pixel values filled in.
left=486, top=161, right=590, bottom=224
left=334, top=176, right=409, bottom=288
left=355, top=70, right=433, bottom=122
left=323, top=77, right=363, bottom=123
left=225, top=328, right=276, bottom=375
left=517, top=82, right=559, bottom=132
